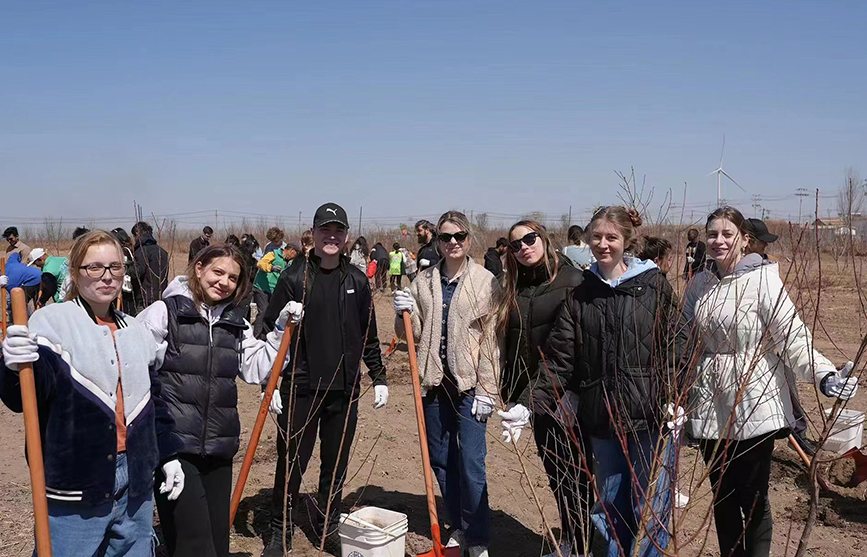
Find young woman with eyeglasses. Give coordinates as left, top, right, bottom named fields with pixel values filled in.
left=393, top=211, right=501, bottom=557
left=545, top=206, right=676, bottom=557
left=0, top=230, right=185, bottom=556
left=137, top=244, right=296, bottom=557
left=497, top=220, right=593, bottom=557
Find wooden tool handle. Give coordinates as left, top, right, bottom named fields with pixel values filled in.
left=403, top=311, right=445, bottom=556
left=1, top=257, right=7, bottom=339
left=11, top=288, right=52, bottom=556
left=229, top=322, right=296, bottom=525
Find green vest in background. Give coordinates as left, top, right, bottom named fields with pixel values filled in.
left=389, top=251, right=403, bottom=275
left=41, top=255, right=69, bottom=303
left=254, top=250, right=289, bottom=294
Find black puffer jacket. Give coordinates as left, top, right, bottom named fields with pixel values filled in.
left=260, top=251, right=386, bottom=393
left=545, top=263, right=676, bottom=437
left=501, top=259, right=582, bottom=412
left=133, top=233, right=169, bottom=308
left=160, top=294, right=247, bottom=460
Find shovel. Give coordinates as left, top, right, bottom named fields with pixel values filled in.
left=402, top=310, right=461, bottom=557
left=229, top=322, right=297, bottom=524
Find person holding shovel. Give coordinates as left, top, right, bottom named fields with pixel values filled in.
left=0, top=230, right=185, bottom=556
left=393, top=210, right=501, bottom=557
left=137, top=243, right=297, bottom=557
left=259, top=202, right=388, bottom=556
left=678, top=207, right=858, bottom=557
left=496, top=219, right=591, bottom=557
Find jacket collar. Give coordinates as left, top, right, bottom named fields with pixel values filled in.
left=73, top=297, right=128, bottom=329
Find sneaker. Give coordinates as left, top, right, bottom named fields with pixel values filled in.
left=791, top=432, right=819, bottom=457
left=468, top=546, right=489, bottom=557
left=445, top=530, right=465, bottom=549
left=674, top=486, right=690, bottom=509
left=543, top=542, right=578, bottom=557
left=261, top=524, right=292, bottom=556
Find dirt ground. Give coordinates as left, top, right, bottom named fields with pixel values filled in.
left=2, top=253, right=867, bottom=556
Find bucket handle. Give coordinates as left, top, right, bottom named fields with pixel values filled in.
left=340, top=514, right=402, bottom=539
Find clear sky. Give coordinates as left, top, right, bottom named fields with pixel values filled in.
left=1, top=1, right=864, bottom=230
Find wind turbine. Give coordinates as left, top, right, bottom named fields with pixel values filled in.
left=708, top=135, right=746, bottom=207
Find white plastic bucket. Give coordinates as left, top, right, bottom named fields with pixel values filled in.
left=823, top=408, right=865, bottom=454
left=339, top=506, right=408, bottom=557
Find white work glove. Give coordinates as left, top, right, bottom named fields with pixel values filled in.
left=665, top=403, right=686, bottom=435
left=2, top=325, right=39, bottom=370
left=373, top=385, right=389, bottom=409
left=554, top=390, right=580, bottom=424
left=160, top=460, right=185, bottom=501
left=498, top=403, right=531, bottom=443
left=262, top=391, right=283, bottom=415
left=471, top=392, right=495, bottom=422
left=0, top=275, right=7, bottom=287
left=419, top=259, right=431, bottom=269
left=686, top=256, right=695, bottom=264
left=276, top=301, right=303, bottom=329
left=821, top=361, right=858, bottom=400
left=393, top=288, right=415, bottom=315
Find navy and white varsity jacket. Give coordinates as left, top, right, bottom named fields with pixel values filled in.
left=0, top=298, right=180, bottom=505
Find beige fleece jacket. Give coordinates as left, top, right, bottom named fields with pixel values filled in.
left=395, top=257, right=502, bottom=397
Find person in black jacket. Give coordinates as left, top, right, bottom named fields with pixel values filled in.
left=682, top=227, right=706, bottom=280
left=138, top=244, right=295, bottom=557
left=545, top=206, right=677, bottom=557
left=188, top=226, right=213, bottom=262
left=259, top=203, right=387, bottom=556
left=415, top=219, right=441, bottom=271
left=369, top=241, right=390, bottom=292
left=131, top=221, right=170, bottom=311
left=497, top=220, right=591, bottom=557
left=483, top=238, right=507, bottom=279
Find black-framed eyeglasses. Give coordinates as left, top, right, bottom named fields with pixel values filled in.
left=79, top=263, right=125, bottom=279
left=509, top=232, right=539, bottom=252
left=438, top=231, right=469, bottom=244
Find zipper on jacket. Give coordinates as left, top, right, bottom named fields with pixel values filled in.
left=200, top=307, right=215, bottom=456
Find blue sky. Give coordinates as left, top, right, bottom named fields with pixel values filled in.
left=1, top=1, right=864, bottom=230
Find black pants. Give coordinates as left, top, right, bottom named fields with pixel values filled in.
left=700, top=435, right=775, bottom=557
left=155, top=455, right=234, bottom=557
left=271, top=387, right=359, bottom=536
left=389, top=274, right=402, bottom=291
left=533, top=411, right=594, bottom=554
left=375, top=260, right=388, bottom=291
left=252, top=287, right=272, bottom=338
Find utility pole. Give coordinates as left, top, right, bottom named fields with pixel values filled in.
left=568, top=205, right=572, bottom=227
left=358, top=206, right=363, bottom=236
left=751, top=195, right=762, bottom=218
left=215, top=209, right=219, bottom=233
left=298, top=212, right=302, bottom=230
left=795, top=188, right=810, bottom=222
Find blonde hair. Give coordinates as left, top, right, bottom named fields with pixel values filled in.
left=436, top=210, right=474, bottom=246
left=588, top=206, right=643, bottom=253
left=65, top=230, right=123, bottom=301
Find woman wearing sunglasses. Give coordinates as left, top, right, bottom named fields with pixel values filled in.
left=545, top=206, right=676, bottom=557
left=393, top=211, right=501, bottom=557
left=497, top=220, right=592, bottom=557
left=0, top=230, right=185, bottom=556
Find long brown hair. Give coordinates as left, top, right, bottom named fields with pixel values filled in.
left=186, top=244, right=251, bottom=306
left=498, top=220, right=559, bottom=332
left=65, top=230, right=123, bottom=302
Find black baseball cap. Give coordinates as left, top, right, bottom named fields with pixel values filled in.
left=313, top=202, right=350, bottom=229
left=745, top=218, right=778, bottom=243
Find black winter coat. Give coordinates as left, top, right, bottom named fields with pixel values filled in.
left=501, top=259, right=582, bottom=412
left=416, top=240, right=440, bottom=270
left=545, top=266, right=676, bottom=437
left=133, top=234, right=169, bottom=308
left=160, top=295, right=247, bottom=460
left=260, top=251, right=386, bottom=393
left=484, top=248, right=504, bottom=278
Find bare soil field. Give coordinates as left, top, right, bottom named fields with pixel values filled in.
left=2, top=250, right=867, bottom=556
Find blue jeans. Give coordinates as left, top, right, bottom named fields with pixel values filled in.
left=423, top=384, right=490, bottom=546
left=37, top=453, right=155, bottom=557
left=590, top=431, right=672, bottom=557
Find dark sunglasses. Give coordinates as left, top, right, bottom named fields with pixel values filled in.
left=438, top=231, right=469, bottom=243
left=509, top=232, right=539, bottom=252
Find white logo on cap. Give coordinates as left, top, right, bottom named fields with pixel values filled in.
left=326, top=208, right=337, bottom=215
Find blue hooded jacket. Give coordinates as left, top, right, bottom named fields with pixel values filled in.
left=4, top=252, right=42, bottom=289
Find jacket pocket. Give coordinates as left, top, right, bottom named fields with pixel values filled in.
left=616, top=368, right=662, bottom=431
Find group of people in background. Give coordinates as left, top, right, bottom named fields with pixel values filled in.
left=0, top=202, right=859, bottom=557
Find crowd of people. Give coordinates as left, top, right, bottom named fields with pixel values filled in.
left=0, top=202, right=859, bottom=557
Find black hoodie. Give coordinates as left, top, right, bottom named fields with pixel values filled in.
left=133, top=233, right=169, bottom=308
